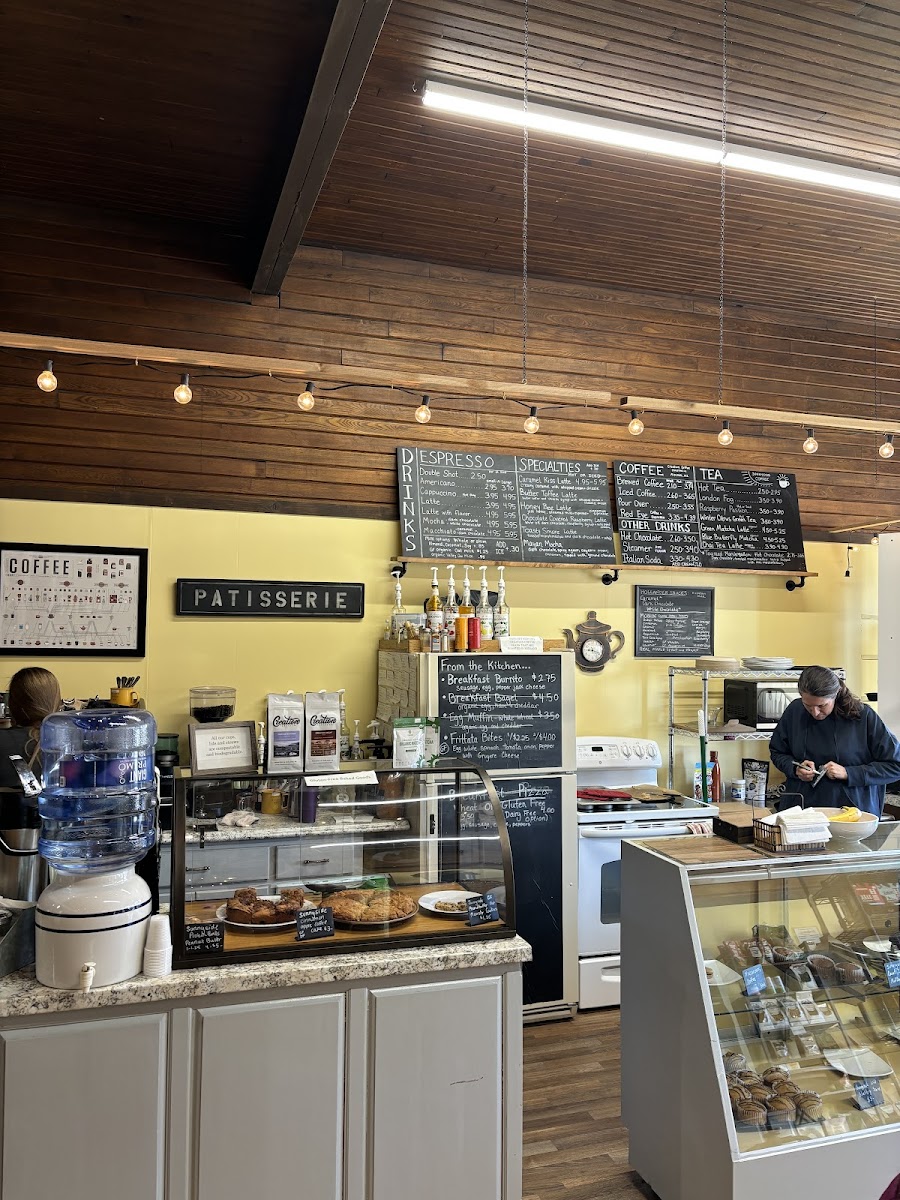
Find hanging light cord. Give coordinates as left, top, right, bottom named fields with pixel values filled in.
left=718, top=0, right=728, bottom=407
left=521, top=0, right=529, bottom=387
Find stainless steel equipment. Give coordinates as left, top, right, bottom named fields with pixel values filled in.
left=576, top=735, right=717, bottom=1009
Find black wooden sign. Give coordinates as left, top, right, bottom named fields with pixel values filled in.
left=854, top=1079, right=884, bottom=1109
left=466, top=892, right=500, bottom=926
left=184, top=920, right=225, bottom=955
left=397, top=446, right=616, bottom=564
left=438, top=654, right=565, bottom=772
left=176, top=579, right=364, bottom=618
left=613, top=461, right=806, bottom=571
left=634, top=585, right=714, bottom=658
left=493, top=775, right=564, bottom=1008
left=294, top=906, right=336, bottom=942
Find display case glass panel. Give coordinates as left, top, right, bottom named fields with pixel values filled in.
left=691, top=828, right=900, bottom=1155
left=170, top=760, right=516, bottom=968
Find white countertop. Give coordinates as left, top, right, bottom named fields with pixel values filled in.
left=161, top=814, right=410, bottom=845
left=0, top=936, right=531, bottom=1018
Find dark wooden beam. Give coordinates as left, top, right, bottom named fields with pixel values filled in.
left=251, top=0, right=392, bottom=295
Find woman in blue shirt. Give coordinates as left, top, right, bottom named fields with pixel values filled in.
left=769, top=666, right=900, bottom=816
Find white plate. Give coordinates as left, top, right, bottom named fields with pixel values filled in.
left=863, top=937, right=895, bottom=953
left=823, top=1048, right=892, bottom=1078
left=703, top=959, right=741, bottom=986
left=216, top=896, right=316, bottom=931
left=418, top=889, right=481, bottom=918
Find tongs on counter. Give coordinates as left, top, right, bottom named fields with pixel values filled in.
left=793, top=761, right=827, bottom=788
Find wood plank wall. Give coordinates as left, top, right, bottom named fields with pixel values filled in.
left=1, top=209, right=898, bottom=536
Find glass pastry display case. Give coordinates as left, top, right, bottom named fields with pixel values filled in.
left=170, top=760, right=516, bottom=969
left=621, top=827, right=900, bottom=1200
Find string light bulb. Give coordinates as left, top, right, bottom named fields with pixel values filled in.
left=174, top=373, right=193, bottom=405
left=878, top=434, right=895, bottom=459
left=36, top=359, right=57, bottom=392
left=627, top=409, right=644, bottom=436
left=524, top=407, right=540, bottom=434
left=802, top=428, right=818, bottom=455
left=717, top=420, right=733, bottom=446
left=296, top=382, right=315, bottom=411
left=872, top=534, right=880, bottom=545
left=414, top=395, right=432, bottom=424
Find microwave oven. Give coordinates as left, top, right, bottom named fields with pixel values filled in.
left=723, top=680, right=799, bottom=731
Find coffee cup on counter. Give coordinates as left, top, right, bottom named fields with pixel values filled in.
left=260, top=787, right=286, bottom=816
left=110, top=687, right=139, bottom=707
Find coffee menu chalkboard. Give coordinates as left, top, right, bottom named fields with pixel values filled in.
left=614, top=462, right=806, bottom=571
left=634, top=586, right=714, bottom=658
left=398, top=446, right=616, bottom=564
left=437, top=654, right=565, bottom=772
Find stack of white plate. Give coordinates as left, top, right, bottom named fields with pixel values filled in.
left=695, top=656, right=741, bottom=670
left=742, top=656, right=794, bottom=670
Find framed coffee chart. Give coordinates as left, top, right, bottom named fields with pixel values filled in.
left=0, top=543, right=148, bottom=656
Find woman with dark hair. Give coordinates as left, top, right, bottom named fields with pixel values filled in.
left=0, top=667, right=62, bottom=790
left=769, top=666, right=900, bottom=815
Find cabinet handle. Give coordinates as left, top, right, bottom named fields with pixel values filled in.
left=302, top=858, right=328, bottom=865
left=185, top=865, right=211, bottom=873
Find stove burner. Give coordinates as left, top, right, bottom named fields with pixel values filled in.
left=577, top=798, right=647, bottom=813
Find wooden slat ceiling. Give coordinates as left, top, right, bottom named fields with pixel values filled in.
left=305, top=0, right=900, bottom=321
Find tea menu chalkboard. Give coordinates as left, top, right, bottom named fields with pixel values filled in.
left=614, top=462, right=806, bottom=571
left=634, top=586, right=714, bottom=658
left=397, top=446, right=616, bottom=564
left=437, top=653, right=566, bottom=772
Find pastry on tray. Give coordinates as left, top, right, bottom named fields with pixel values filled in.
left=330, top=888, right=417, bottom=924
left=225, top=898, right=255, bottom=925
left=251, top=900, right=279, bottom=924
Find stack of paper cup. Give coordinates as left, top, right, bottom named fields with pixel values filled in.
left=143, top=914, right=173, bottom=977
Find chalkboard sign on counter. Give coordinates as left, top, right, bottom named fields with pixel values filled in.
left=184, top=920, right=225, bottom=956
left=634, top=585, right=714, bottom=658
left=438, top=654, right=566, bottom=772
left=397, top=446, right=616, bottom=564
left=614, top=461, right=806, bottom=571
left=493, top=776, right=564, bottom=1008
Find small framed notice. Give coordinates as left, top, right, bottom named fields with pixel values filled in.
left=189, top=721, right=257, bottom=776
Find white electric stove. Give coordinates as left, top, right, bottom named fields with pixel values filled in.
left=576, top=735, right=717, bottom=1008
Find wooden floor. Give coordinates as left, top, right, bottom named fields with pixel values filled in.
left=522, top=1008, right=659, bottom=1200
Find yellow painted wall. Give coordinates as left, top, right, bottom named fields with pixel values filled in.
left=0, top=499, right=878, bottom=793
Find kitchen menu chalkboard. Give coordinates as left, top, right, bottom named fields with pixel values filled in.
left=614, top=462, right=806, bottom=571
left=397, top=446, right=616, bottom=564
left=437, top=654, right=565, bottom=772
left=634, top=585, right=714, bottom=658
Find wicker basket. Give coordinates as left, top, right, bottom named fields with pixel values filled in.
left=753, top=818, right=827, bottom=854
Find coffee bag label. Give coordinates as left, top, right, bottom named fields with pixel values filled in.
left=266, top=693, right=305, bottom=774
left=305, top=691, right=340, bottom=773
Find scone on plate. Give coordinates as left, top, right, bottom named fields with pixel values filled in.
left=225, top=899, right=254, bottom=925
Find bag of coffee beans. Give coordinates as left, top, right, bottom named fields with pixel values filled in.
left=266, top=693, right=305, bottom=774
left=305, top=691, right=341, bottom=773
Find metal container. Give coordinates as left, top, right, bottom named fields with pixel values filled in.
left=0, top=827, right=47, bottom=902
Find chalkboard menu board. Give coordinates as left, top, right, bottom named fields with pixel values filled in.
left=634, top=585, right=714, bottom=658
left=438, top=654, right=565, bottom=772
left=398, top=446, right=616, bottom=564
left=614, top=461, right=806, bottom=571
left=494, top=775, right=564, bottom=1007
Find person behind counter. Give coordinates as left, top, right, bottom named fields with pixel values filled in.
left=0, top=667, right=62, bottom=791
left=769, top=665, right=900, bottom=816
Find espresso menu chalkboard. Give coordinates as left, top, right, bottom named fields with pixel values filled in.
left=634, top=585, right=714, bottom=658
left=614, top=461, right=806, bottom=571
left=437, top=654, right=565, bottom=772
left=397, top=446, right=616, bottom=564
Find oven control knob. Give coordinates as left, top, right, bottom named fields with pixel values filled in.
left=644, top=743, right=656, bottom=758
left=633, top=744, right=644, bottom=758
left=622, top=744, right=632, bottom=758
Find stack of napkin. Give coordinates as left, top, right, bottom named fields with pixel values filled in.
left=760, top=806, right=831, bottom=846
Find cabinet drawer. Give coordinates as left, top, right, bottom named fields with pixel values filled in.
left=185, top=845, right=270, bottom=886
left=274, top=842, right=347, bottom=881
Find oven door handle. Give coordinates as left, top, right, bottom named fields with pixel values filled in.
left=579, top=824, right=691, bottom=840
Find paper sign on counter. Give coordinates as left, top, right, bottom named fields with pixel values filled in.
left=498, top=636, right=544, bottom=653
left=303, top=771, right=378, bottom=787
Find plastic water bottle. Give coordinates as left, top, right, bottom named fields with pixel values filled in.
left=38, top=709, right=158, bottom=873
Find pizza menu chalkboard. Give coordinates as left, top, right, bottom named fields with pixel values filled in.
left=437, top=654, right=564, bottom=772
left=634, top=586, right=714, bottom=658
left=614, top=462, right=806, bottom=571
left=397, top=446, right=616, bottom=564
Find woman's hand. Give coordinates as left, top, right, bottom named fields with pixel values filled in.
left=795, top=760, right=817, bottom=781
left=823, top=761, right=848, bottom=781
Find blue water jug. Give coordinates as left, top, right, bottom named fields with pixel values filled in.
left=38, top=709, right=157, bottom=873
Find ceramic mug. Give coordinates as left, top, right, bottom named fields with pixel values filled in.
left=110, top=687, right=138, bottom=707
left=260, top=788, right=285, bottom=816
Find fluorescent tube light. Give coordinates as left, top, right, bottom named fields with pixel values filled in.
left=423, top=79, right=900, bottom=201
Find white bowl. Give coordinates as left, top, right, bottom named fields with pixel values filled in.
left=813, top=807, right=879, bottom=843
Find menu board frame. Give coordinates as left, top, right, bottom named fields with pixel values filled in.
left=397, top=445, right=616, bottom=566
left=634, top=585, right=715, bottom=659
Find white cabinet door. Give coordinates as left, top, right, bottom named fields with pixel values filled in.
left=370, top=977, right=503, bottom=1200
left=1, top=1014, right=167, bottom=1200
left=196, top=994, right=344, bottom=1200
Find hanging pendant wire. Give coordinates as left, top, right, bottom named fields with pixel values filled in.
left=718, top=0, right=728, bottom=408
left=521, top=0, right=529, bottom=387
